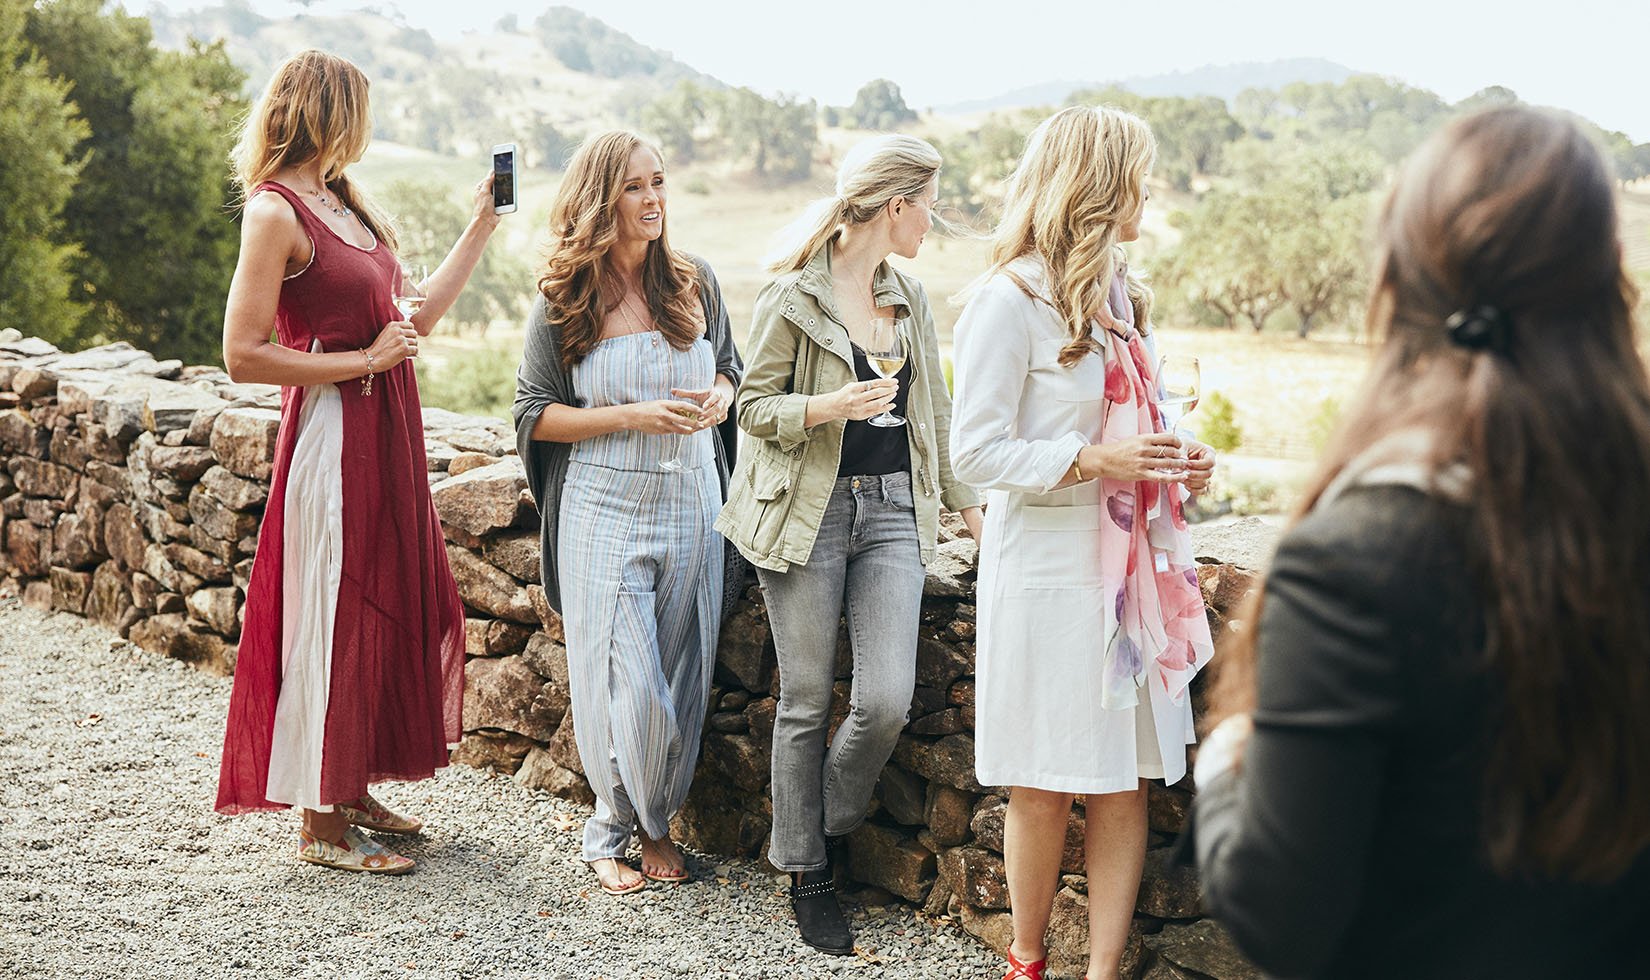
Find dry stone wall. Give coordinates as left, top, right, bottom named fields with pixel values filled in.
left=0, top=330, right=1269, bottom=980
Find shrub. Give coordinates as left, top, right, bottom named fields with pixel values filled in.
left=414, top=348, right=517, bottom=421
left=1196, top=390, right=1243, bottom=452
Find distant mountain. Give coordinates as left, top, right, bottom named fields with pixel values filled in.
left=145, top=4, right=724, bottom=161
left=939, top=58, right=1359, bottom=113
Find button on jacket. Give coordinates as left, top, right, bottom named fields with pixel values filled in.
left=715, top=246, right=978, bottom=572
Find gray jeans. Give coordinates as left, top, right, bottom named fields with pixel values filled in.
left=757, top=472, right=926, bottom=872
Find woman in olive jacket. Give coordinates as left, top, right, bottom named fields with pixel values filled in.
left=717, top=134, right=982, bottom=956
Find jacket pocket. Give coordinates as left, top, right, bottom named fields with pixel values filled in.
left=748, top=459, right=795, bottom=557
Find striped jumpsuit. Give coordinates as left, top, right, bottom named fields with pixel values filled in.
left=560, top=331, right=723, bottom=861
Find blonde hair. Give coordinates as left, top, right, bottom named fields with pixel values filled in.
left=977, top=105, right=1156, bottom=364
left=536, top=130, right=703, bottom=369
left=231, top=49, right=397, bottom=250
left=766, top=134, right=943, bottom=274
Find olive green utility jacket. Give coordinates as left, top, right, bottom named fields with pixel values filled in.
left=715, top=245, right=979, bottom=571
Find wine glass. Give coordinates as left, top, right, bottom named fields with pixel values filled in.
left=864, top=317, right=908, bottom=428
left=660, top=359, right=712, bottom=473
left=393, top=263, right=428, bottom=319
left=1156, top=354, right=1200, bottom=433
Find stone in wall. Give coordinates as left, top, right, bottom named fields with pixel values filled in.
left=445, top=545, right=536, bottom=624
left=848, top=822, right=935, bottom=903
left=462, top=655, right=564, bottom=742
left=209, top=408, right=280, bottom=480
left=430, top=459, right=532, bottom=538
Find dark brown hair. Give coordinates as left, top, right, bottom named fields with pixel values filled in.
left=536, top=130, right=702, bottom=368
left=1208, top=106, right=1650, bottom=883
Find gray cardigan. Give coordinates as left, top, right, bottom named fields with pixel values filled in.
left=512, top=256, right=744, bottom=613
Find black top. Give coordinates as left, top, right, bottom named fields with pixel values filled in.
left=1192, top=485, right=1650, bottom=980
left=836, top=342, right=912, bottom=477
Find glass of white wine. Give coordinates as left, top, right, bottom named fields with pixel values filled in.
left=393, top=262, right=428, bottom=320
left=660, top=360, right=712, bottom=473
left=1157, top=354, right=1200, bottom=433
left=864, top=316, right=908, bottom=428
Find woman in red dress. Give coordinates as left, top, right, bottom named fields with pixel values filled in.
left=215, top=50, right=503, bottom=873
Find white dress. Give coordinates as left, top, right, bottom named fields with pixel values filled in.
left=949, top=260, right=1196, bottom=794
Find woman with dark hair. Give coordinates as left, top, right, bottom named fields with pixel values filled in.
left=1191, top=105, right=1650, bottom=978
left=217, top=50, right=501, bottom=873
left=513, top=130, right=742, bottom=896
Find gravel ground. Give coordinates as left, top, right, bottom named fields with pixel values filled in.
left=0, top=601, right=999, bottom=980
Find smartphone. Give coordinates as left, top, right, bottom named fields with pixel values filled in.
left=491, top=143, right=517, bottom=215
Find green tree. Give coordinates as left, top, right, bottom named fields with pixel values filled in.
left=1158, top=190, right=1285, bottom=331
left=527, top=113, right=579, bottom=171
left=847, top=78, right=918, bottom=130
left=638, top=81, right=710, bottom=164
left=932, top=109, right=1039, bottom=217
left=1069, top=87, right=1242, bottom=189
left=1161, top=139, right=1380, bottom=336
left=25, top=0, right=247, bottom=364
left=379, top=180, right=531, bottom=335
left=715, top=88, right=816, bottom=180
left=0, top=1, right=88, bottom=337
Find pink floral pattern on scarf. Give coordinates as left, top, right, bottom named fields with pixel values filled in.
left=1095, top=270, right=1214, bottom=709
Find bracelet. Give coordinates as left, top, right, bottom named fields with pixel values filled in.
left=1073, top=455, right=1086, bottom=482
left=360, top=349, right=376, bottom=396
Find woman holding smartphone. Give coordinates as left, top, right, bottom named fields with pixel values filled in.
left=949, top=105, right=1215, bottom=980
left=513, top=130, right=742, bottom=896
left=718, top=134, right=983, bottom=955
left=216, top=49, right=503, bottom=873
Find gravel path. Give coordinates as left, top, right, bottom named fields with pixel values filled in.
left=0, top=601, right=998, bottom=980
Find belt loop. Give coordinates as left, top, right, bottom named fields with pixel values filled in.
left=880, top=476, right=889, bottom=503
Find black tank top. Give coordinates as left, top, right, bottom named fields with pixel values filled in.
left=836, top=342, right=912, bottom=477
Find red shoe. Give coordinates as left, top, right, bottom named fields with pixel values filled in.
left=1003, top=947, right=1047, bottom=980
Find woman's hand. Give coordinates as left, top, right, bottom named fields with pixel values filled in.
left=826, top=378, right=898, bottom=422
left=1080, top=432, right=1187, bottom=483
left=469, top=173, right=501, bottom=231
left=626, top=399, right=705, bottom=434
left=365, top=320, right=419, bottom=372
left=1193, top=712, right=1253, bottom=786
left=1181, top=439, right=1216, bottom=495
left=670, top=385, right=731, bottom=429
left=959, top=505, right=984, bottom=543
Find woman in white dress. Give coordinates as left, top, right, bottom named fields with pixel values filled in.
left=949, top=105, right=1217, bottom=980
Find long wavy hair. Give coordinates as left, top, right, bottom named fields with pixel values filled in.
left=537, top=130, right=702, bottom=368
left=971, top=105, right=1157, bottom=362
left=1208, top=106, right=1650, bottom=883
left=230, top=49, right=396, bottom=250
left=765, top=134, right=944, bottom=274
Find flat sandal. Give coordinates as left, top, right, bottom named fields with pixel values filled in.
left=338, top=794, right=423, bottom=835
left=297, top=827, right=414, bottom=875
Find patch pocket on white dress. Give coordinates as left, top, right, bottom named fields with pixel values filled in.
left=1018, top=503, right=1105, bottom=590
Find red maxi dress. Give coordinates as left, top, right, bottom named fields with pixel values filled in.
left=216, top=181, right=464, bottom=814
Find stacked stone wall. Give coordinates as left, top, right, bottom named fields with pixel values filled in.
left=0, top=330, right=1265, bottom=979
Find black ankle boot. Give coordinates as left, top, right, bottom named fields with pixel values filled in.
left=824, top=833, right=847, bottom=882
left=790, top=866, right=854, bottom=956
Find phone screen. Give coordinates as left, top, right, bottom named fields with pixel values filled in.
left=493, top=148, right=516, bottom=211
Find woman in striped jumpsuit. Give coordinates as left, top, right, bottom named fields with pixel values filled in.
left=513, top=131, right=742, bottom=895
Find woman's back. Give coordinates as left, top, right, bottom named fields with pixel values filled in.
left=1197, top=483, right=1650, bottom=978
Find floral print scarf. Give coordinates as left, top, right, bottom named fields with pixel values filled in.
left=1096, top=271, right=1215, bottom=709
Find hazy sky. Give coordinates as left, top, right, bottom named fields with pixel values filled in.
left=138, top=0, right=1646, bottom=140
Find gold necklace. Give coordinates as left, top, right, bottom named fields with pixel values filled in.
left=617, top=290, right=652, bottom=334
